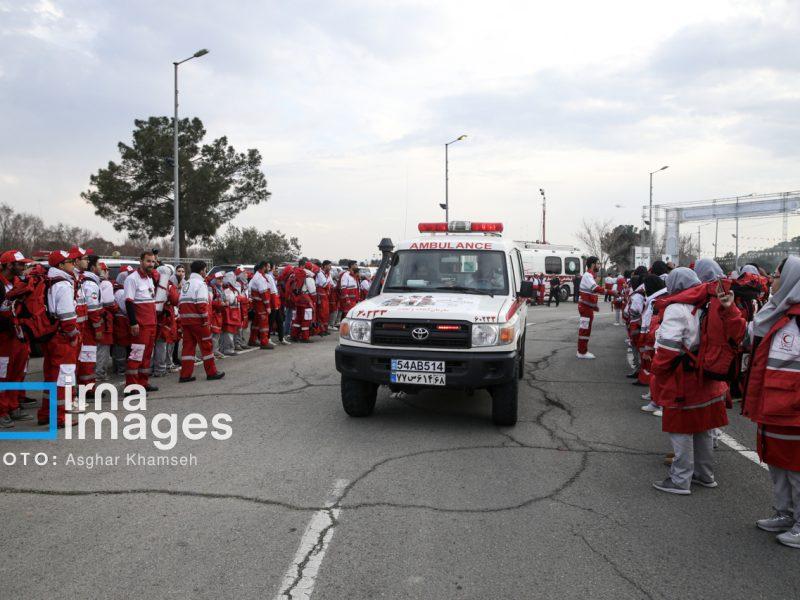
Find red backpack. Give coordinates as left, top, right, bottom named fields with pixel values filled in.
left=5, top=264, right=61, bottom=343
left=655, top=281, right=744, bottom=382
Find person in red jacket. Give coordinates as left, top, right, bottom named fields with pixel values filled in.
left=123, top=251, right=158, bottom=391
left=651, top=267, right=744, bottom=495
left=40, top=249, right=84, bottom=427
left=577, top=256, right=604, bottom=359
left=220, top=271, right=242, bottom=355
left=744, top=256, right=800, bottom=548
left=248, top=261, right=273, bottom=349
left=0, top=250, right=35, bottom=428
left=153, top=264, right=179, bottom=376
left=94, top=260, right=115, bottom=381
left=315, top=260, right=333, bottom=336
left=178, top=261, right=224, bottom=382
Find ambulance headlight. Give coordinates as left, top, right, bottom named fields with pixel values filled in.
left=341, top=318, right=371, bottom=343
left=471, top=324, right=499, bottom=347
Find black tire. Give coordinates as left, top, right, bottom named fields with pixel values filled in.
left=518, top=334, right=525, bottom=379
left=491, top=360, right=519, bottom=426
left=559, top=286, right=570, bottom=302
left=341, top=375, right=377, bottom=417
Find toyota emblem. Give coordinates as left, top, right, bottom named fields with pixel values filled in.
left=411, top=327, right=430, bottom=340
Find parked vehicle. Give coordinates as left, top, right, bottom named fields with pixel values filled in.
left=516, top=242, right=583, bottom=302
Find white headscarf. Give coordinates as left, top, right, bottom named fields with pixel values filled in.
left=223, top=272, right=236, bottom=286
left=753, top=256, right=800, bottom=338
left=694, top=258, right=724, bottom=283
left=666, top=267, right=701, bottom=294
left=740, top=265, right=760, bottom=276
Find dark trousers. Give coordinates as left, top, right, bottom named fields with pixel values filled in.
left=547, top=287, right=560, bottom=307
left=270, top=307, right=285, bottom=342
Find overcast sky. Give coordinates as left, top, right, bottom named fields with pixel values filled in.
left=2, top=0, right=799, bottom=260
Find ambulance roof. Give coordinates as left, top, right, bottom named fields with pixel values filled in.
left=397, top=222, right=511, bottom=252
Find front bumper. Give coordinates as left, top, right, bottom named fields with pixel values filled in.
left=335, top=344, right=517, bottom=389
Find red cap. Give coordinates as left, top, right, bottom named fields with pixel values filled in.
left=120, top=265, right=134, bottom=273
left=0, top=250, right=33, bottom=264
left=48, top=249, right=71, bottom=267
left=67, top=246, right=87, bottom=259
left=213, top=271, right=224, bottom=278
left=97, top=261, right=108, bottom=270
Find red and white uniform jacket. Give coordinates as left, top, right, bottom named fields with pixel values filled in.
left=359, top=278, right=371, bottom=300
left=339, top=272, right=359, bottom=307
left=578, top=271, right=603, bottom=312
left=628, top=285, right=646, bottom=343
left=652, top=302, right=729, bottom=434
left=248, top=271, right=271, bottom=313
left=316, top=271, right=332, bottom=303
left=266, top=271, right=281, bottom=310
left=178, top=273, right=211, bottom=327
left=123, top=269, right=156, bottom=327
left=81, top=271, right=104, bottom=342
left=47, top=267, right=79, bottom=340
left=745, top=304, right=800, bottom=470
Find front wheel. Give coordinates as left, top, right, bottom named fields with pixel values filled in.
left=559, top=286, right=570, bottom=302
left=490, top=360, right=519, bottom=426
left=341, top=376, right=378, bottom=417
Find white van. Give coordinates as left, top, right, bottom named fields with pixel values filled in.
left=335, top=221, right=535, bottom=425
left=517, top=242, right=583, bottom=301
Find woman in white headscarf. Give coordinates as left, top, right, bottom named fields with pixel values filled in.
left=744, top=256, right=800, bottom=548
left=219, top=272, right=242, bottom=356
left=650, top=268, right=735, bottom=495
left=152, top=264, right=178, bottom=377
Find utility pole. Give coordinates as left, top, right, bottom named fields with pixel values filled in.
left=442, top=135, right=467, bottom=223
left=714, top=219, right=719, bottom=259
left=539, top=188, right=547, bottom=244
left=648, top=165, right=669, bottom=262
left=697, top=225, right=701, bottom=256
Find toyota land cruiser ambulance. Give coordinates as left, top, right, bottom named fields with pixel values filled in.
left=335, top=221, right=534, bottom=426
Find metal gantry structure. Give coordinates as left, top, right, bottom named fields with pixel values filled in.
left=643, top=190, right=800, bottom=267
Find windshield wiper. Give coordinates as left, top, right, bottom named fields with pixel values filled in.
left=431, top=286, right=494, bottom=297
left=383, top=285, right=422, bottom=292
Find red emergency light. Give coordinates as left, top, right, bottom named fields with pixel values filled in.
left=418, top=222, right=449, bottom=232
left=435, top=324, right=461, bottom=331
left=417, top=222, right=504, bottom=233
left=470, top=222, right=504, bottom=232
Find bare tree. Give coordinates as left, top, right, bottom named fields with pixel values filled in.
left=575, top=219, right=614, bottom=271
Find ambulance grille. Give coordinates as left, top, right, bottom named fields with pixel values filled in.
left=371, top=319, right=471, bottom=349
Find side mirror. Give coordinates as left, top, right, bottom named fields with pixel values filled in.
left=519, top=280, right=534, bottom=298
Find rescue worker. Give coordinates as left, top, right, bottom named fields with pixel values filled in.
left=547, top=274, right=561, bottom=307
left=171, top=264, right=186, bottom=367
left=359, top=270, right=371, bottom=301
left=627, top=267, right=647, bottom=381
left=291, top=263, right=316, bottom=343
left=112, top=267, right=133, bottom=375
left=639, top=275, right=668, bottom=415
left=123, top=251, right=158, bottom=391
left=235, top=267, right=251, bottom=349
left=651, top=267, right=742, bottom=494
left=577, top=256, right=604, bottom=359
left=339, top=261, right=360, bottom=317
left=220, top=271, right=242, bottom=355
left=208, top=271, right=225, bottom=358
left=95, top=261, right=115, bottom=381
left=72, top=247, right=100, bottom=394
left=537, top=274, right=546, bottom=306
left=152, top=264, right=179, bottom=376
left=744, top=256, right=800, bottom=548
left=248, top=261, right=273, bottom=349
left=0, top=250, right=34, bottom=427
left=267, top=263, right=289, bottom=345
left=316, top=260, right=333, bottom=334
left=328, top=268, right=341, bottom=330
left=178, top=260, right=224, bottom=382
left=79, top=254, right=106, bottom=392
left=604, top=275, right=614, bottom=302
left=39, top=249, right=82, bottom=427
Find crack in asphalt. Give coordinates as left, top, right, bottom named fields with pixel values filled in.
left=573, top=530, right=658, bottom=600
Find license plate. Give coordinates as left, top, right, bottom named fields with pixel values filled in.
left=390, top=372, right=446, bottom=386
left=391, top=359, right=445, bottom=373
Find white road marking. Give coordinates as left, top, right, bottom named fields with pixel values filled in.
left=273, top=479, right=349, bottom=600
left=717, top=431, right=767, bottom=470
left=526, top=323, right=536, bottom=327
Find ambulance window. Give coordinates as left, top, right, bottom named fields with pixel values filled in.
left=510, top=250, right=521, bottom=293
left=565, top=257, right=580, bottom=275
left=545, top=256, right=562, bottom=274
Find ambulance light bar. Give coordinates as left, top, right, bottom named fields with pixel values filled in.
left=417, top=222, right=504, bottom=233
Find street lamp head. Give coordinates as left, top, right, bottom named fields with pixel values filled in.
left=660, top=165, right=669, bottom=171
left=194, top=49, right=210, bottom=58
left=539, top=188, right=545, bottom=196
left=457, top=134, right=467, bottom=141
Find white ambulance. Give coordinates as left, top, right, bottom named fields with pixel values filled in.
left=517, top=242, right=583, bottom=302
left=335, top=221, right=535, bottom=425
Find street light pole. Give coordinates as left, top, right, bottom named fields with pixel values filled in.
left=539, top=188, right=547, bottom=244
left=648, top=165, right=669, bottom=262
left=173, top=48, right=209, bottom=262
left=442, top=135, right=467, bottom=223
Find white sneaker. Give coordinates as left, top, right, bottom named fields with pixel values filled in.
left=641, top=401, right=659, bottom=413
left=576, top=352, right=596, bottom=360
left=613, top=322, right=620, bottom=326
left=653, top=409, right=663, bottom=417
left=280, top=339, right=291, bottom=345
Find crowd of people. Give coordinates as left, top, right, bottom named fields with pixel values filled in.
left=0, top=248, right=374, bottom=429
left=575, top=253, right=800, bottom=549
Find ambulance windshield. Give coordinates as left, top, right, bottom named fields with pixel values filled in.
left=383, top=250, right=509, bottom=295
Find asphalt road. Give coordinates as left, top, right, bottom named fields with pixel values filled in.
left=1, top=302, right=797, bottom=600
